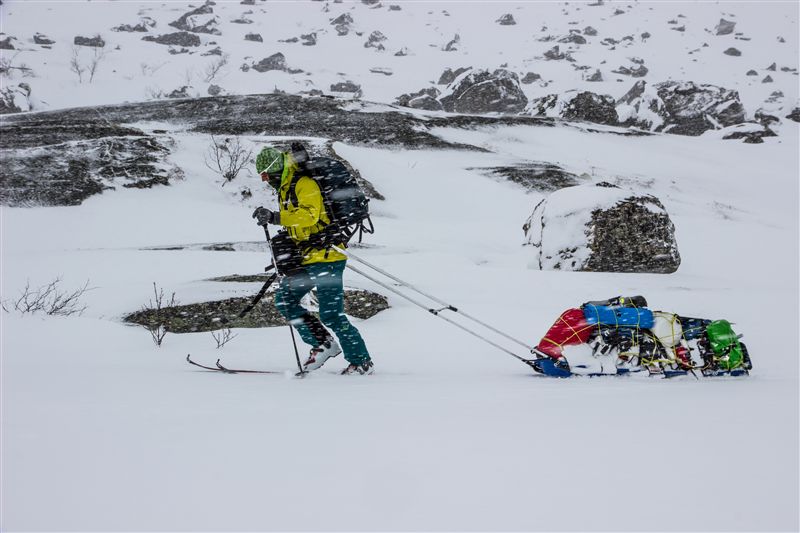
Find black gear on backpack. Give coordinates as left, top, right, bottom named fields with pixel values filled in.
left=287, top=143, right=374, bottom=250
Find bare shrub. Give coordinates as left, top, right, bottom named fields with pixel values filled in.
left=204, top=135, right=253, bottom=184
left=141, top=282, right=177, bottom=347
left=70, top=46, right=85, bottom=83
left=211, top=327, right=237, bottom=348
left=3, top=278, right=90, bottom=316
left=87, top=47, right=107, bottom=83
left=0, top=52, right=34, bottom=78
left=203, top=53, right=229, bottom=82
left=145, top=85, right=164, bottom=100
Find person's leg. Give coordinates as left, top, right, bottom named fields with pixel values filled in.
left=274, top=270, right=327, bottom=347
left=308, top=261, right=371, bottom=366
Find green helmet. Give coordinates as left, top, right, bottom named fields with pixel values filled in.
left=255, top=146, right=284, bottom=175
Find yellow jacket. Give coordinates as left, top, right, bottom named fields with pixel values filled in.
left=277, top=155, right=346, bottom=265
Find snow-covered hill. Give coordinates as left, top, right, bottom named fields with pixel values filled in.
left=2, top=1, right=799, bottom=531
left=1, top=0, right=798, bottom=121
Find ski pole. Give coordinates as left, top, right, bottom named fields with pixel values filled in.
left=263, top=226, right=305, bottom=375
left=343, top=261, right=535, bottom=366
left=334, top=246, right=535, bottom=354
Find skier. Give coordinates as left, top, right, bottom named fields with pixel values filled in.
left=252, top=145, right=374, bottom=375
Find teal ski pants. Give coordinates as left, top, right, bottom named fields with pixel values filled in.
left=274, top=260, right=370, bottom=366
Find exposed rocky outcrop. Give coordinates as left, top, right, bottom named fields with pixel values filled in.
left=496, top=14, right=516, bottom=26
left=439, top=68, right=528, bottom=114
left=616, top=80, right=746, bottom=135
left=169, top=1, right=220, bottom=35
left=715, top=18, right=736, bottom=36
left=0, top=132, right=179, bottom=206
left=142, top=32, right=201, bottom=47
left=523, top=183, right=680, bottom=273
left=473, top=162, right=583, bottom=192
left=720, top=123, right=777, bottom=144
left=331, top=13, right=353, bottom=36
left=0, top=36, right=16, bottom=50
left=437, top=67, right=470, bottom=85
left=394, top=87, right=442, bottom=111
left=528, top=91, right=618, bottom=126
left=124, top=285, right=389, bottom=333
left=74, top=35, right=105, bottom=47
left=33, top=33, right=55, bottom=44
left=251, top=53, right=288, bottom=72
left=330, top=81, right=362, bottom=95
left=786, top=107, right=800, bottom=122
left=364, top=30, right=387, bottom=50
left=245, top=33, right=263, bottom=42
left=0, top=83, right=32, bottom=114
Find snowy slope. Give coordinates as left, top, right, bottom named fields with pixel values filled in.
left=1, top=1, right=798, bottom=116
left=2, top=1, right=800, bottom=531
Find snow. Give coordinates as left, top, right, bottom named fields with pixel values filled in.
left=2, top=1, right=799, bottom=531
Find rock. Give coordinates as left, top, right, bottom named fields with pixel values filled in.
left=394, top=47, right=408, bottom=56
left=74, top=35, right=105, bottom=47
left=618, top=80, right=745, bottom=135
left=330, top=81, right=362, bottom=95
left=544, top=45, right=565, bottom=60
left=523, top=183, right=680, bottom=273
left=362, top=0, right=380, bottom=6
left=124, top=286, right=388, bottom=333
left=723, top=47, right=741, bottom=56
left=241, top=0, right=255, bottom=4
left=778, top=36, right=785, bottom=43
left=231, top=17, right=253, bottom=24
left=364, top=30, right=387, bottom=50
left=244, top=33, right=262, bottom=42
left=641, top=32, right=651, bottom=40
left=389, top=4, right=401, bottom=10
left=612, top=64, right=648, bottom=77
left=301, top=32, right=317, bottom=46
left=786, top=108, right=800, bottom=122
left=715, top=18, right=736, bottom=35
left=143, top=32, right=201, bottom=47
left=559, top=33, right=586, bottom=45
left=167, top=86, right=191, bottom=98
left=0, top=83, right=32, bottom=114
left=521, top=72, right=542, bottom=84
left=331, top=13, right=353, bottom=36
left=438, top=67, right=471, bottom=85
left=766, top=62, right=776, bottom=71
left=671, top=25, right=685, bottom=32
left=33, top=33, right=55, bottom=45
left=721, top=123, right=777, bottom=143
left=746, top=69, right=758, bottom=75
left=762, top=75, right=773, bottom=83
left=613, top=8, right=625, bottom=15
left=443, top=34, right=460, bottom=52
left=207, top=84, right=222, bottom=96
left=112, top=23, right=149, bottom=32
left=496, top=14, right=516, bottom=25
left=587, top=69, right=603, bottom=82
left=0, top=36, right=15, bottom=50
left=584, top=26, right=598, bottom=36
left=781, top=67, right=798, bottom=72
left=439, top=69, right=528, bottom=114
left=529, top=91, right=618, bottom=126
left=202, top=47, right=223, bottom=56
left=168, top=1, right=220, bottom=35
left=475, top=162, right=582, bottom=192
left=252, top=53, right=287, bottom=72
left=395, top=87, right=442, bottom=111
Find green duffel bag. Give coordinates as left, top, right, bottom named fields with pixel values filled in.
left=705, top=319, right=746, bottom=371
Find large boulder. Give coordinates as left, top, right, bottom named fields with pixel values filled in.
left=527, top=91, right=618, bottom=125
left=251, top=52, right=287, bottom=72
left=439, top=68, right=527, bottom=114
left=0, top=83, right=33, bottom=114
left=616, top=80, right=745, bottom=135
left=523, top=183, right=680, bottom=273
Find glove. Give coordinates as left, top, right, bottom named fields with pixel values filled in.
left=252, top=206, right=280, bottom=226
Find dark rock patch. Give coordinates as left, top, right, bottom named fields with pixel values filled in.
left=723, top=47, right=741, bottom=56
left=331, top=13, right=353, bottom=36
left=715, top=18, right=736, bottom=35
left=0, top=36, right=16, bottom=50
left=395, top=87, right=441, bottom=111
left=521, top=72, right=542, bottom=84
left=440, top=69, right=527, bottom=114
left=785, top=108, right=800, bottom=122
left=33, top=33, right=55, bottom=44
left=364, top=30, right=387, bottom=50
left=124, top=287, right=389, bottom=333
left=559, top=33, right=586, bottom=45
left=437, top=66, right=470, bottom=85
left=587, top=69, right=603, bottom=82
left=746, top=69, right=757, bottom=76
left=301, top=32, right=317, bottom=46
left=496, top=14, right=516, bottom=25
left=762, top=75, right=773, bottom=83
left=252, top=52, right=287, bottom=72
left=245, top=33, right=263, bottom=42
left=474, top=163, right=582, bottom=192
left=544, top=45, right=566, bottom=60
left=584, top=26, right=598, bottom=36
left=169, top=2, right=220, bottom=35
left=143, top=32, right=201, bottom=47
left=330, top=81, right=362, bottom=95
left=74, top=35, right=105, bottom=47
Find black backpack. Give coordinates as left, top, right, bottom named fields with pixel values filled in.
left=287, top=144, right=373, bottom=249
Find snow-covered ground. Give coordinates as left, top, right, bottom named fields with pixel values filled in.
left=2, top=1, right=799, bottom=531
left=3, top=122, right=798, bottom=530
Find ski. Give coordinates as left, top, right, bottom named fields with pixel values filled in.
left=185, top=354, right=306, bottom=377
